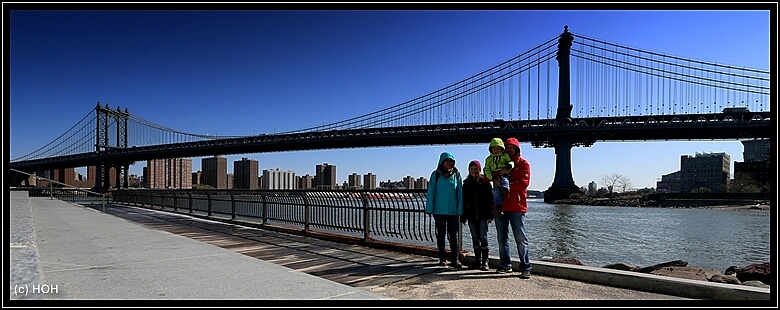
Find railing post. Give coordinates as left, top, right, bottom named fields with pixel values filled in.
left=361, top=191, right=371, bottom=241
left=172, top=190, right=177, bottom=211
left=50, top=180, right=53, bottom=200
left=187, top=191, right=193, bottom=214
left=207, top=192, right=212, bottom=216
left=230, top=192, right=236, bottom=220
left=302, top=191, right=310, bottom=232
left=261, top=192, right=267, bottom=225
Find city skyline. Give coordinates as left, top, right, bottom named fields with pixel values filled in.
left=9, top=8, right=773, bottom=191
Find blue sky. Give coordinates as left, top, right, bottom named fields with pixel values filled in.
left=8, top=7, right=773, bottom=191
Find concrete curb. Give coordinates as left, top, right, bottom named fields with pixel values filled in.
left=463, top=254, right=770, bottom=300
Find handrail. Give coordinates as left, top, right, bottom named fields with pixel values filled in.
left=111, top=189, right=458, bottom=251
left=10, top=168, right=108, bottom=212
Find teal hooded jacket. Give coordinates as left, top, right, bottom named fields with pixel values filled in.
left=425, top=152, right=463, bottom=216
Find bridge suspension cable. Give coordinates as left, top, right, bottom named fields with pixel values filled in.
left=570, top=33, right=770, bottom=117
left=279, top=34, right=562, bottom=134
left=12, top=109, right=96, bottom=162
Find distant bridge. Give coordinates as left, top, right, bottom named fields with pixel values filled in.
left=10, top=26, right=771, bottom=202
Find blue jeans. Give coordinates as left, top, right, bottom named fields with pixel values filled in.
left=494, top=211, right=532, bottom=271
left=433, top=214, right=460, bottom=260
left=492, top=175, right=510, bottom=207
left=467, top=218, right=489, bottom=251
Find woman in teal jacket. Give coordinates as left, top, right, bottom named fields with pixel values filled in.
left=425, top=151, right=464, bottom=268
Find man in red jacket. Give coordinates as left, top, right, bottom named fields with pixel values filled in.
left=493, top=137, right=532, bottom=279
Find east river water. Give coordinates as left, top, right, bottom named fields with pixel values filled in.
left=460, top=199, right=771, bottom=272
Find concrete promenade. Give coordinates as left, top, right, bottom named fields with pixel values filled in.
left=7, top=191, right=772, bottom=306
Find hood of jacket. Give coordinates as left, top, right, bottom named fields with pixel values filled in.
left=438, top=151, right=456, bottom=166
left=489, top=138, right=505, bottom=152
left=505, top=138, right=521, bottom=153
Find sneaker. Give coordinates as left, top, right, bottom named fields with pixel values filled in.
left=479, top=263, right=489, bottom=271
left=450, top=261, right=463, bottom=269
left=495, top=266, right=512, bottom=274
left=438, top=259, right=446, bottom=266
left=519, top=270, right=531, bottom=279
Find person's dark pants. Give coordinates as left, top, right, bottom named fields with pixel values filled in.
left=433, top=214, right=460, bottom=262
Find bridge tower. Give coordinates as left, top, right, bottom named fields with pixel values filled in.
left=544, top=26, right=581, bottom=203
left=94, top=103, right=131, bottom=190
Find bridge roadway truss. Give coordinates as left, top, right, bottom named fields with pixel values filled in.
left=9, top=111, right=771, bottom=173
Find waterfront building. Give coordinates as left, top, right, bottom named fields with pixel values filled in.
left=263, top=168, right=297, bottom=190
left=234, top=157, right=259, bottom=189
left=202, top=156, right=228, bottom=189
left=415, top=177, right=428, bottom=189
left=34, top=168, right=77, bottom=187
left=363, top=173, right=377, bottom=190
left=348, top=173, right=362, bottom=189
left=144, top=158, right=192, bottom=189
left=314, top=163, right=336, bottom=189
left=680, top=152, right=730, bottom=193
left=742, top=138, right=770, bottom=162
left=192, top=171, right=201, bottom=186
left=403, top=176, right=416, bottom=189
left=656, top=171, right=682, bottom=193
left=733, top=139, right=771, bottom=192
left=298, top=174, right=313, bottom=189
left=227, top=173, right=234, bottom=189
left=587, top=181, right=598, bottom=196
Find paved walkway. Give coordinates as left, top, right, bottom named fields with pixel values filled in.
left=10, top=192, right=383, bottom=301
left=9, top=191, right=771, bottom=305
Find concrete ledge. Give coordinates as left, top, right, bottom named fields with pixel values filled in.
left=464, top=254, right=770, bottom=300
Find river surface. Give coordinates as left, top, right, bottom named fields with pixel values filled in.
left=460, top=199, right=771, bottom=272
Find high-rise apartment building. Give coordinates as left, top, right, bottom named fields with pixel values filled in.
left=363, top=173, right=377, bottom=190
left=144, top=158, right=192, bottom=189
left=263, top=168, right=297, bottom=189
left=202, top=156, right=228, bottom=189
left=298, top=174, right=313, bottom=189
left=415, top=177, right=428, bottom=189
left=587, top=181, right=598, bottom=196
left=403, top=176, right=416, bottom=189
left=680, top=152, right=730, bottom=193
left=192, top=171, right=201, bottom=186
left=233, top=157, right=259, bottom=189
left=348, top=173, right=362, bottom=189
left=314, top=163, right=336, bottom=189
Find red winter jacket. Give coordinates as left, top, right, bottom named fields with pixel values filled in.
left=503, top=145, right=531, bottom=213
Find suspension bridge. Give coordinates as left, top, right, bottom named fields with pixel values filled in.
left=9, top=26, right=771, bottom=202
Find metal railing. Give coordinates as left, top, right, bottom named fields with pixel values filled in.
left=10, top=169, right=108, bottom=212
left=111, top=189, right=461, bottom=250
